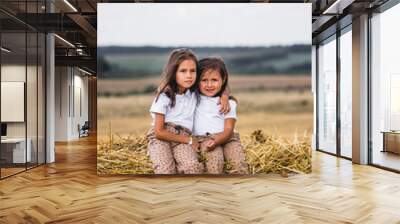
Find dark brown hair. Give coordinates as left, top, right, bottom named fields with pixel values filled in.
left=155, top=48, right=199, bottom=107
left=197, top=57, right=237, bottom=102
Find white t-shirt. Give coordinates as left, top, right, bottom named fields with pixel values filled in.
left=193, top=95, right=237, bottom=136
left=149, top=90, right=197, bottom=131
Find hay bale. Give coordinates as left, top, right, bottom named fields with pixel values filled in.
left=97, top=129, right=312, bottom=175
left=97, top=134, right=154, bottom=174
left=242, top=129, right=312, bottom=175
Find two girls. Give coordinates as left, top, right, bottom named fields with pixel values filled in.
left=147, top=48, right=248, bottom=174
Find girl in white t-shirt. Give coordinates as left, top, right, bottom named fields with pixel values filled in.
left=147, top=49, right=230, bottom=174
left=193, top=57, right=249, bottom=174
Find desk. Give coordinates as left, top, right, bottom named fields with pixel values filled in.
left=382, top=131, right=400, bottom=154
left=1, top=138, right=31, bottom=163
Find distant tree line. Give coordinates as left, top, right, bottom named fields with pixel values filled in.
left=98, top=45, right=311, bottom=79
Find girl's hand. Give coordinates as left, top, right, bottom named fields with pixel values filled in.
left=191, top=137, right=200, bottom=152
left=218, top=94, right=231, bottom=114
left=205, top=139, right=217, bottom=151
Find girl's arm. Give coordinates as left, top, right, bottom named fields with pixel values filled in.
left=219, top=86, right=231, bottom=114
left=154, top=113, right=199, bottom=149
left=204, top=118, right=235, bottom=151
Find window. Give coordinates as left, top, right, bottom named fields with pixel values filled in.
left=0, top=2, right=46, bottom=179
left=339, top=28, right=352, bottom=158
left=370, top=3, right=400, bottom=171
left=317, top=36, right=337, bottom=154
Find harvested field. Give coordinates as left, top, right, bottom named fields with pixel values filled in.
left=98, top=74, right=311, bottom=94
left=97, top=90, right=313, bottom=140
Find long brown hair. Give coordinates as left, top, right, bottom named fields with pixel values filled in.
left=197, top=57, right=237, bottom=102
left=155, top=48, right=198, bottom=107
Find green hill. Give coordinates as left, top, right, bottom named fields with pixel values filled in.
left=98, top=45, right=311, bottom=79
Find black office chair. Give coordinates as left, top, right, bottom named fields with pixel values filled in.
left=79, top=121, right=90, bottom=138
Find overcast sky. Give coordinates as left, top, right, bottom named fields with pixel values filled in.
left=98, top=3, right=311, bottom=47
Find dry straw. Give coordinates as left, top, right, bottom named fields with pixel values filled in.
left=97, top=133, right=154, bottom=174
left=97, top=129, right=311, bottom=175
left=242, top=129, right=312, bottom=175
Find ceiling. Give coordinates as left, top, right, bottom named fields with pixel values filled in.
left=0, top=0, right=392, bottom=74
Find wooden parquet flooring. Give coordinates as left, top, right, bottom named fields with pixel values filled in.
left=1, top=135, right=400, bottom=223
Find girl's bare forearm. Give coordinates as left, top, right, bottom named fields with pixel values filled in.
left=213, top=130, right=233, bottom=146
left=155, top=129, right=189, bottom=144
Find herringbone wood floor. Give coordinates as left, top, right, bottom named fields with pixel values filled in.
left=1, top=135, right=400, bottom=224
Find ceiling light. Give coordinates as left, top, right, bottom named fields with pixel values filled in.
left=54, top=34, right=75, bottom=48
left=1, top=47, right=11, bottom=53
left=78, top=67, right=93, bottom=76
left=63, top=0, right=78, bottom=12
left=323, top=0, right=341, bottom=14
left=322, top=0, right=353, bottom=15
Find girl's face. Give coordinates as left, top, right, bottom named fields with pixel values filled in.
left=176, top=59, right=196, bottom=94
left=199, top=69, right=223, bottom=97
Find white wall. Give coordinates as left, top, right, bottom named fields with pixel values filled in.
left=1, top=66, right=26, bottom=129
left=55, top=66, right=70, bottom=141
left=1, top=65, right=34, bottom=138
left=55, top=67, right=89, bottom=141
left=72, top=72, right=89, bottom=138
left=1, top=64, right=46, bottom=164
